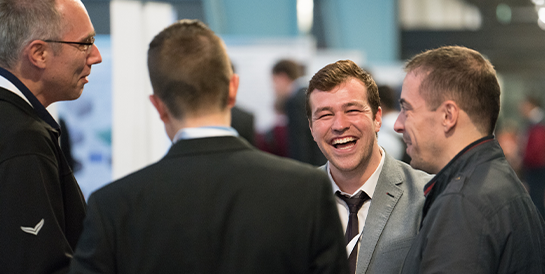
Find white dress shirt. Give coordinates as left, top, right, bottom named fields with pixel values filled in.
left=327, top=147, right=385, bottom=255
left=172, top=126, right=239, bottom=143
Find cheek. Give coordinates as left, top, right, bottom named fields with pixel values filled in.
left=311, top=122, right=330, bottom=140
left=404, top=119, right=420, bottom=140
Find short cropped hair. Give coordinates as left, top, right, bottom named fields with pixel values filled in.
left=272, top=59, right=303, bottom=81
left=0, top=0, right=62, bottom=69
left=147, top=19, right=232, bottom=119
left=405, top=45, right=500, bottom=135
left=306, top=60, right=379, bottom=122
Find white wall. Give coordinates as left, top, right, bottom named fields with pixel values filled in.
left=111, top=1, right=175, bottom=180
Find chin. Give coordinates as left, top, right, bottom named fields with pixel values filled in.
left=330, top=160, right=359, bottom=173
left=410, top=158, right=434, bottom=174
left=71, top=88, right=84, bottom=100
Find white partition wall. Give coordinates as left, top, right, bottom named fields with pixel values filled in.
left=111, top=1, right=175, bottom=180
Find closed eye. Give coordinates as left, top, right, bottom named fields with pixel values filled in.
left=318, top=113, right=332, bottom=119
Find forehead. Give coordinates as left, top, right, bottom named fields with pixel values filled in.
left=400, top=71, right=427, bottom=107
left=58, top=0, right=94, bottom=39
left=309, top=78, right=368, bottom=108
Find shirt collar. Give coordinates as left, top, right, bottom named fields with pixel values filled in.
left=0, top=74, right=31, bottom=106
left=172, top=126, right=239, bottom=143
left=0, top=67, right=59, bottom=130
left=327, top=146, right=385, bottom=199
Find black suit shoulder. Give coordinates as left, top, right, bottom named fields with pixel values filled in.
left=76, top=136, right=348, bottom=274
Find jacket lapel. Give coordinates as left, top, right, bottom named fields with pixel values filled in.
left=355, top=153, right=403, bottom=273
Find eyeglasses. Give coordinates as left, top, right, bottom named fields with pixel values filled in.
left=44, top=38, right=94, bottom=52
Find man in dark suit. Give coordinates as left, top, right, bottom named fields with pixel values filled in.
left=306, top=60, right=431, bottom=274
left=69, top=19, right=348, bottom=274
left=0, top=0, right=102, bottom=273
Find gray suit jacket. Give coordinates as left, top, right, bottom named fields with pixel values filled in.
left=321, top=151, right=432, bottom=274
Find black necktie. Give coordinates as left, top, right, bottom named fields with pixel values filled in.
left=336, top=191, right=370, bottom=274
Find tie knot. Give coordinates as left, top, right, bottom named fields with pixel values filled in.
left=336, top=191, right=369, bottom=214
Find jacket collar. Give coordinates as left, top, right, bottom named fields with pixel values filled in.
left=422, top=135, right=497, bottom=222
left=0, top=67, right=59, bottom=130
left=164, top=135, right=253, bottom=159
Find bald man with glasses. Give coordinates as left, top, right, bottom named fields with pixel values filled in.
left=0, top=0, right=102, bottom=273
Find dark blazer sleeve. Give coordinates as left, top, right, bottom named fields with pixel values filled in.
left=309, top=171, right=349, bottom=274
left=0, top=155, right=74, bottom=274
left=69, top=193, right=115, bottom=274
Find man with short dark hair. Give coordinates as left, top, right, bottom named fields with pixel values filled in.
left=306, top=60, right=431, bottom=274
left=0, top=0, right=102, bottom=272
left=69, top=19, right=348, bottom=274
left=396, top=45, right=545, bottom=273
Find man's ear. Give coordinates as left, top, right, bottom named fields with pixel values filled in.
left=374, top=106, right=383, bottom=133
left=441, top=100, right=458, bottom=133
left=26, top=40, right=49, bottom=69
left=149, top=94, right=171, bottom=124
left=227, top=74, right=239, bottom=108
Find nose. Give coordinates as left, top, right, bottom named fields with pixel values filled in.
left=88, top=43, right=102, bottom=65
left=394, top=113, right=405, bottom=133
left=331, top=113, right=350, bottom=133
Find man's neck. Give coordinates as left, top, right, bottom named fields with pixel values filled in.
left=8, top=64, right=49, bottom=107
left=436, top=127, right=487, bottom=174
left=330, top=146, right=383, bottom=194
left=167, top=110, right=231, bottom=140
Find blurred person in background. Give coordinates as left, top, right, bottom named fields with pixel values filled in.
left=229, top=62, right=256, bottom=146
left=376, top=84, right=409, bottom=163
left=273, top=58, right=326, bottom=165
left=495, top=120, right=522, bottom=177
left=255, top=59, right=300, bottom=157
left=519, top=95, right=545, bottom=218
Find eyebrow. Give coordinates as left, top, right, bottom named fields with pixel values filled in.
left=81, top=32, right=97, bottom=42
left=313, top=106, right=332, bottom=117
left=343, top=102, right=364, bottom=109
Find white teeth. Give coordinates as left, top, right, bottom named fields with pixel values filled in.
left=332, top=137, right=356, bottom=145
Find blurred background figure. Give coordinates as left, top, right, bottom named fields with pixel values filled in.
left=230, top=62, right=256, bottom=146
left=280, top=59, right=327, bottom=165
left=377, top=85, right=409, bottom=163
left=519, top=96, right=545, bottom=218
left=256, top=59, right=301, bottom=157
left=231, top=105, right=256, bottom=145
left=496, top=120, right=522, bottom=177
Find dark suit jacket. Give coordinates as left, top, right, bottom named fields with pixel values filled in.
left=0, top=88, right=86, bottom=274
left=69, top=136, right=348, bottom=274
left=285, top=87, right=326, bottom=166
left=321, top=151, right=431, bottom=274
left=231, top=106, right=255, bottom=145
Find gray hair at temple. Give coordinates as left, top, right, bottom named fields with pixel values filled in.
left=0, top=0, right=63, bottom=69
